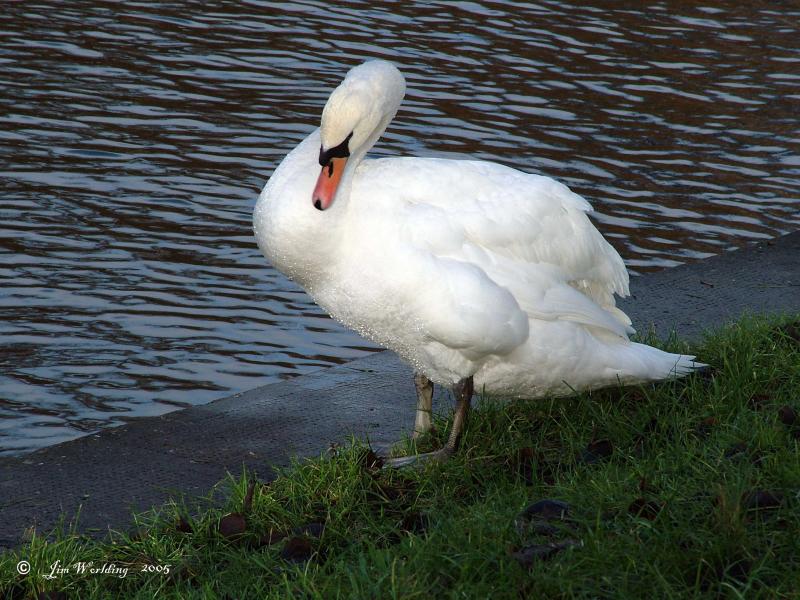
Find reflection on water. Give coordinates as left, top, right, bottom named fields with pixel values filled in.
left=1, top=1, right=798, bottom=454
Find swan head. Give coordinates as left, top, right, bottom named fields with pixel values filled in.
left=313, top=60, right=406, bottom=210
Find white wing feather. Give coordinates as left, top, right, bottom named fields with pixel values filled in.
left=350, top=156, right=633, bottom=358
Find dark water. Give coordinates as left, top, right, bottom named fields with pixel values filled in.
left=1, top=1, right=798, bottom=455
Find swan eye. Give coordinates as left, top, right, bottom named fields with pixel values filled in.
left=318, top=131, right=354, bottom=166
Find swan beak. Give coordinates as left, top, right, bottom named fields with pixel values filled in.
left=313, top=157, right=348, bottom=211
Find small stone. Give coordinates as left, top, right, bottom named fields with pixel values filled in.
left=218, top=513, right=247, bottom=538
left=519, top=499, right=570, bottom=521
left=280, top=536, right=314, bottom=563
left=515, top=499, right=571, bottom=537
left=778, top=405, right=798, bottom=426
left=742, top=490, right=784, bottom=511
left=511, top=539, right=581, bottom=568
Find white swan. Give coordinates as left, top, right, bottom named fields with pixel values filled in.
left=253, top=60, right=702, bottom=463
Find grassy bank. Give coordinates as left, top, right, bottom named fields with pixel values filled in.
left=2, top=315, right=800, bottom=599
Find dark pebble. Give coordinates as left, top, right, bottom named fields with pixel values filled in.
left=218, top=513, right=247, bottom=538
left=519, top=499, right=570, bottom=521
left=742, top=490, right=784, bottom=511
left=511, top=539, right=581, bottom=568
left=515, top=499, right=571, bottom=537
left=778, top=405, right=798, bottom=426
left=280, top=536, right=315, bottom=563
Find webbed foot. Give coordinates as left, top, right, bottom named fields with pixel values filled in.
left=381, top=446, right=454, bottom=469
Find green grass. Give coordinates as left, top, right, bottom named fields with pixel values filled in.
left=3, top=315, right=800, bottom=599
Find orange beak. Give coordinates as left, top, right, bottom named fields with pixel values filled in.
left=312, top=156, right=348, bottom=210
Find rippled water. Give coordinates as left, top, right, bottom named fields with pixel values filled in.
left=1, top=1, right=798, bottom=455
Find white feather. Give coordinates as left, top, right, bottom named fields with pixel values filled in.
left=253, top=60, right=703, bottom=396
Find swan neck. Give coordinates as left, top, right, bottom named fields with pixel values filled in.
left=338, top=111, right=394, bottom=200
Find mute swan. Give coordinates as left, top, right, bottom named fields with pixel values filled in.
left=253, top=60, right=702, bottom=465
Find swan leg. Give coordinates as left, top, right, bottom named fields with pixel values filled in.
left=446, top=375, right=473, bottom=452
left=383, top=376, right=473, bottom=468
left=412, top=372, right=434, bottom=440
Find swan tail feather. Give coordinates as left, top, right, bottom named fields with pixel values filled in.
left=628, top=342, right=707, bottom=381
left=671, top=354, right=709, bottom=377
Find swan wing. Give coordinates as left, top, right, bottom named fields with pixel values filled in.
left=342, top=236, right=530, bottom=360
left=401, top=158, right=629, bottom=304
left=350, top=157, right=633, bottom=354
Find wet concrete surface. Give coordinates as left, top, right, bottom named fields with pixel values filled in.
left=1, top=230, right=799, bottom=548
